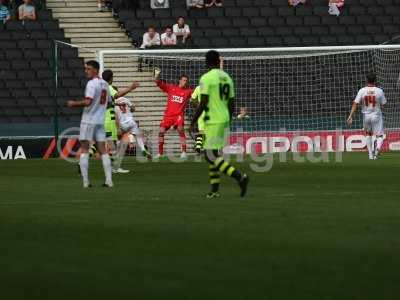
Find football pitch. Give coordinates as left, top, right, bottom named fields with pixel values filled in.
left=1, top=153, right=399, bottom=299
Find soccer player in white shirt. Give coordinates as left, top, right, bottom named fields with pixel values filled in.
left=347, top=73, right=387, bottom=160
left=113, top=97, right=151, bottom=169
left=68, top=60, right=113, bottom=188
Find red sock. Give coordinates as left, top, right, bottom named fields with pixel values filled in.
left=179, top=131, right=186, bottom=152
left=159, top=134, right=164, bottom=155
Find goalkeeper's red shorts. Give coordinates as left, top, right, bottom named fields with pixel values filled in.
left=160, top=115, right=184, bottom=130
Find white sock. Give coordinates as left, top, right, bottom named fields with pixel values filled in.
left=80, top=153, right=90, bottom=185
left=101, top=154, right=113, bottom=184
left=376, top=135, right=384, bottom=154
left=114, top=142, right=128, bottom=170
left=366, top=135, right=373, bottom=159
left=135, top=136, right=146, bottom=153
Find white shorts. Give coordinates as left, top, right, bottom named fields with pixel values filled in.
left=120, top=120, right=140, bottom=135
left=79, top=122, right=106, bottom=142
left=363, top=113, right=384, bottom=135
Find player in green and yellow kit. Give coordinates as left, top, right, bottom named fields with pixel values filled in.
left=191, top=57, right=225, bottom=153
left=190, top=50, right=249, bottom=198
left=190, top=86, right=206, bottom=153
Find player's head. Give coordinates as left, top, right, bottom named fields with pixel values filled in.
left=148, top=26, right=156, bottom=37
left=102, top=69, right=113, bottom=84
left=205, top=50, right=220, bottom=69
left=85, top=60, right=100, bottom=79
left=366, top=73, right=377, bottom=85
left=23, top=0, right=32, bottom=4
left=165, top=26, right=173, bottom=35
left=177, top=16, right=185, bottom=26
left=179, top=74, right=189, bottom=88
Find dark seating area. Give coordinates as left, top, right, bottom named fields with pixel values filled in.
left=0, top=9, right=85, bottom=125
left=116, top=0, right=400, bottom=48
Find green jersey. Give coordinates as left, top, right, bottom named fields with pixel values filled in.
left=199, top=68, right=235, bottom=124
left=109, top=85, right=118, bottom=102
left=191, top=86, right=206, bottom=131
left=105, top=85, right=118, bottom=140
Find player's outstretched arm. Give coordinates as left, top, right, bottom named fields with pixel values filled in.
left=116, top=81, right=140, bottom=99
left=67, top=98, right=92, bottom=108
left=347, top=102, right=358, bottom=126
left=153, top=68, right=171, bottom=93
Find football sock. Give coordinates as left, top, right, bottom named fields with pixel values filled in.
left=159, top=132, right=165, bottom=155
left=101, top=154, right=113, bottom=184
left=114, top=142, right=128, bottom=170
left=208, top=163, right=220, bottom=192
left=179, top=130, right=187, bottom=153
left=135, top=136, right=146, bottom=153
left=195, top=134, right=204, bottom=152
left=214, top=156, right=242, bottom=182
left=89, top=144, right=97, bottom=157
left=79, top=152, right=89, bottom=185
left=376, top=135, right=384, bottom=154
left=366, top=135, right=373, bottom=159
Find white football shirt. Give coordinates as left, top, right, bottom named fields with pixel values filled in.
left=81, top=77, right=110, bottom=125
left=115, top=97, right=134, bottom=126
left=354, top=86, right=387, bottom=115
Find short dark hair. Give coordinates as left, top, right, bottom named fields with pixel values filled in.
left=148, top=26, right=156, bottom=31
left=165, top=26, right=172, bottom=30
left=366, top=73, right=376, bottom=84
left=177, top=16, right=185, bottom=20
left=102, top=69, right=113, bottom=83
left=85, top=60, right=100, bottom=71
left=180, top=74, right=189, bottom=80
left=206, top=50, right=220, bottom=68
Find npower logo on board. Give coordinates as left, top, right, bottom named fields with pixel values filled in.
left=229, top=130, right=400, bottom=153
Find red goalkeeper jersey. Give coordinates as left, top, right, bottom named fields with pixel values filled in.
left=156, top=80, right=194, bottom=118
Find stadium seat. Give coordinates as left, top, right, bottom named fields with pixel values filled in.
left=225, top=7, right=242, bottom=17
left=0, top=5, right=86, bottom=125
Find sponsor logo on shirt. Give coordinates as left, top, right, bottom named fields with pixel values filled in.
left=172, top=95, right=184, bottom=103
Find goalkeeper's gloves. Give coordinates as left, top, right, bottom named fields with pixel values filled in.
left=154, top=67, right=161, bottom=79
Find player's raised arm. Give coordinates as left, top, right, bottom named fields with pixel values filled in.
left=115, top=81, right=140, bottom=99
left=153, top=68, right=171, bottom=93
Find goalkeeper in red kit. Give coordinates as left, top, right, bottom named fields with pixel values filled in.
left=154, top=68, right=194, bottom=158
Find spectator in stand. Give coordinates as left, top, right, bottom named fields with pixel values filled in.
left=161, top=26, right=177, bottom=47
left=97, top=0, right=104, bottom=11
left=205, top=0, right=222, bottom=7
left=0, top=0, right=11, bottom=23
left=18, top=0, right=36, bottom=21
left=236, top=107, right=250, bottom=120
left=288, top=0, right=306, bottom=6
left=173, top=16, right=191, bottom=45
left=140, top=26, right=161, bottom=49
left=186, top=0, right=204, bottom=8
left=328, top=0, right=345, bottom=16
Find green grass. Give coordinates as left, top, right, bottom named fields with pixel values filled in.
left=1, top=153, right=400, bottom=299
